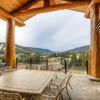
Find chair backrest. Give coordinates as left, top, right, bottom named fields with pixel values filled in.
left=65, top=74, right=72, bottom=88
left=56, top=74, right=72, bottom=100
left=0, top=91, right=23, bottom=100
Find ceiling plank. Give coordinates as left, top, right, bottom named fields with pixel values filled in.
left=92, top=0, right=100, bottom=3
left=12, top=0, right=90, bottom=20
left=63, top=0, right=90, bottom=2
left=44, top=0, right=50, bottom=7
left=13, top=0, right=44, bottom=11
left=50, top=0, right=56, bottom=5
left=0, top=7, right=25, bottom=27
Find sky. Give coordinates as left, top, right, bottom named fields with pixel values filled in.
left=0, top=10, right=90, bottom=52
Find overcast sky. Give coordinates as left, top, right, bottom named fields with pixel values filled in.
left=0, top=10, right=90, bottom=51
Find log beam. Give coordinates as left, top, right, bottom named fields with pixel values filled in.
left=13, top=0, right=90, bottom=19
left=4, top=18, right=16, bottom=68
left=0, top=7, right=25, bottom=27
left=84, top=2, right=93, bottom=18
left=85, top=0, right=100, bottom=19
left=18, top=0, right=44, bottom=11
left=89, top=4, right=100, bottom=78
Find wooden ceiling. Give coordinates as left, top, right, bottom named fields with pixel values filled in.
left=0, top=0, right=91, bottom=27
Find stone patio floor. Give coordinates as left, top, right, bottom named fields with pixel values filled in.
left=17, top=65, right=100, bottom=100
left=62, top=74, right=100, bottom=100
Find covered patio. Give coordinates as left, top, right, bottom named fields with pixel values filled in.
left=0, top=0, right=100, bottom=99
left=0, top=0, right=99, bottom=78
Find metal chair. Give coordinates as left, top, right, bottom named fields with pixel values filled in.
left=43, top=74, right=72, bottom=100
left=50, top=72, right=72, bottom=89
left=0, top=91, right=25, bottom=100
left=49, top=73, right=72, bottom=100
left=30, top=75, right=72, bottom=100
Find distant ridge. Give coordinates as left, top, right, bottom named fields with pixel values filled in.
left=0, top=42, right=90, bottom=54
left=66, top=45, right=90, bottom=52
left=0, top=42, right=54, bottom=54
left=26, top=47, right=54, bottom=54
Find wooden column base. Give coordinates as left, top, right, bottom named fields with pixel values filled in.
left=88, top=74, right=100, bottom=82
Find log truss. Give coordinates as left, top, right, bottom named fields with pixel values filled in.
left=0, top=0, right=91, bottom=26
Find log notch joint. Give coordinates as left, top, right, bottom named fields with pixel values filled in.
left=4, top=18, right=16, bottom=68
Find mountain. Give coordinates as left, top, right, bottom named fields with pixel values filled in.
left=0, top=42, right=89, bottom=54
left=66, top=45, right=90, bottom=52
left=0, top=42, right=54, bottom=55
left=0, top=42, right=37, bottom=55
left=26, top=47, right=54, bottom=54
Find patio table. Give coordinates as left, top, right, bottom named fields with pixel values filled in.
left=0, top=69, right=54, bottom=95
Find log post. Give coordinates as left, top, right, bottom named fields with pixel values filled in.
left=4, top=18, right=16, bottom=68
left=89, top=3, right=100, bottom=78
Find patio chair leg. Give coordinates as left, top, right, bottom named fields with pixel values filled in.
left=23, top=94, right=32, bottom=100
left=69, top=82, right=72, bottom=89
left=66, top=87, right=71, bottom=100
left=60, top=93, right=64, bottom=100
left=28, top=95, right=33, bottom=100
left=30, top=95, right=37, bottom=100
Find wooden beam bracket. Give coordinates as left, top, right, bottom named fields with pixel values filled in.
left=85, top=0, right=100, bottom=19
left=0, top=7, right=25, bottom=27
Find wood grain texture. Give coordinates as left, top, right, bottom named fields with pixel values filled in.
left=89, top=4, right=100, bottom=78
left=4, top=18, right=16, bottom=68
left=0, top=0, right=29, bottom=12
left=12, top=0, right=89, bottom=21
left=0, top=7, right=25, bottom=27
left=84, top=0, right=100, bottom=19
left=17, top=0, right=44, bottom=11
left=0, top=0, right=90, bottom=23
left=44, top=0, right=50, bottom=7
left=84, top=1, right=93, bottom=18
left=92, top=0, right=100, bottom=3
